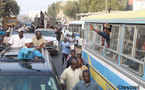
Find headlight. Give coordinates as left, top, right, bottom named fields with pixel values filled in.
left=53, top=41, right=57, bottom=45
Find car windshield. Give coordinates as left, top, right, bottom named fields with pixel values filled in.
left=12, top=30, right=28, bottom=34
left=39, top=31, right=55, bottom=37
left=0, top=75, right=58, bottom=90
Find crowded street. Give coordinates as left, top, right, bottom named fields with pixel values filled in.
left=1, top=0, right=145, bottom=90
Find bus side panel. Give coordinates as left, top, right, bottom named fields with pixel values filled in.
left=82, top=49, right=134, bottom=90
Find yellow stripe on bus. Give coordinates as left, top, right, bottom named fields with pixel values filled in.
left=88, top=56, right=118, bottom=90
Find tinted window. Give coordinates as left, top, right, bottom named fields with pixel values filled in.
left=39, top=31, right=55, bottom=37
left=0, top=76, right=58, bottom=90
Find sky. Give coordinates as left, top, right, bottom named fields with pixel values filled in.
left=16, top=0, right=60, bottom=15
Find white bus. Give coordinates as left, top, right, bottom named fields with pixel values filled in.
left=68, top=21, right=85, bottom=47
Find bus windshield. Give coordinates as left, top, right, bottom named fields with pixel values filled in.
left=0, top=75, right=58, bottom=90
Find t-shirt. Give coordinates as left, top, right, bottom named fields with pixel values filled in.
left=32, top=37, right=45, bottom=47
left=60, top=67, right=82, bottom=90
left=8, top=35, right=26, bottom=47
left=69, top=37, right=75, bottom=45
left=61, top=41, right=70, bottom=54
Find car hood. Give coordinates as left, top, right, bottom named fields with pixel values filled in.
left=43, top=36, right=57, bottom=41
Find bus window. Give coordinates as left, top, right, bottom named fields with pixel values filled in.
left=94, top=24, right=103, bottom=54
left=87, top=24, right=95, bottom=50
left=122, top=26, right=135, bottom=56
left=121, top=26, right=144, bottom=75
left=121, top=56, right=144, bottom=75
left=135, top=26, right=145, bottom=60
left=83, top=24, right=88, bottom=48
left=105, top=26, right=120, bottom=62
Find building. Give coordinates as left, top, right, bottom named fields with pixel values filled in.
left=133, top=0, right=145, bottom=10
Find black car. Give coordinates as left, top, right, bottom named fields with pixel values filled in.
left=0, top=48, right=61, bottom=90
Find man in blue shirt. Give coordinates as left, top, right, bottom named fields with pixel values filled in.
left=0, top=29, right=5, bottom=36
left=60, top=38, right=70, bottom=65
left=17, top=38, right=42, bottom=60
left=90, top=23, right=112, bottom=47
left=73, top=70, right=99, bottom=90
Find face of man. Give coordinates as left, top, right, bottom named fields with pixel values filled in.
left=36, top=32, right=42, bottom=40
left=18, top=31, right=23, bottom=38
left=71, top=51, right=76, bottom=58
left=77, top=54, right=81, bottom=59
left=83, top=72, right=90, bottom=83
left=64, top=38, right=67, bottom=43
left=25, top=42, right=33, bottom=48
left=71, top=60, right=78, bottom=70
left=77, top=59, right=82, bottom=67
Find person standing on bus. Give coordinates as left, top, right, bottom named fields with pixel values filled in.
left=90, top=23, right=112, bottom=47
left=44, top=11, right=48, bottom=29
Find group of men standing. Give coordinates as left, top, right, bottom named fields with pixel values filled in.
left=59, top=30, right=99, bottom=90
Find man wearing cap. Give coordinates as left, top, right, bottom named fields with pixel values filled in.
left=17, top=38, right=42, bottom=60
left=3, top=30, right=10, bottom=46
left=8, top=28, right=26, bottom=47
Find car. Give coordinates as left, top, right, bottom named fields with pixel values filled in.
left=35, top=28, right=59, bottom=55
left=0, top=47, right=62, bottom=90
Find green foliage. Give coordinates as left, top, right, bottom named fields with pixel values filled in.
left=0, top=0, right=20, bottom=17
left=63, top=1, right=80, bottom=19
left=47, top=2, right=60, bottom=18
left=47, top=0, right=128, bottom=19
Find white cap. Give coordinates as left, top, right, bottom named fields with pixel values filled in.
left=25, top=38, right=33, bottom=44
left=18, top=28, right=24, bottom=32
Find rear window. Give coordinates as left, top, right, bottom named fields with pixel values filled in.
left=38, top=31, right=55, bottom=37
left=0, top=75, right=59, bottom=90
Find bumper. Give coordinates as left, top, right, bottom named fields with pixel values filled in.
left=45, top=46, right=58, bottom=53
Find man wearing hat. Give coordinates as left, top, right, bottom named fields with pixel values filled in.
left=8, top=28, right=26, bottom=47
left=17, top=38, right=42, bottom=60
left=3, top=30, right=10, bottom=46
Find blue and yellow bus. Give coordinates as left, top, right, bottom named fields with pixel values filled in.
left=82, top=9, right=145, bottom=90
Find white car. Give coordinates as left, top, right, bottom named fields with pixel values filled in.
left=35, top=28, right=59, bottom=55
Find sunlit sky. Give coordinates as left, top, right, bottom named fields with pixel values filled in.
left=16, top=0, right=60, bottom=15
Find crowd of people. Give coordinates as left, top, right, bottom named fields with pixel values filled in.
left=0, top=22, right=100, bottom=90
left=59, top=29, right=99, bottom=90
left=59, top=49, right=99, bottom=90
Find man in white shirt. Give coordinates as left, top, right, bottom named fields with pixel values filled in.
left=8, top=28, right=26, bottom=47
left=44, top=11, right=48, bottom=29
left=69, top=34, right=75, bottom=50
left=60, top=59, right=82, bottom=90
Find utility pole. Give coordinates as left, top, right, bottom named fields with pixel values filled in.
left=105, top=0, right=108, bottom=13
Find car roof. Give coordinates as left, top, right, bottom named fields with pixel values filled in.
left=0, top=48, right=53, bottom=75
left=0, top=59, right=53, bottom=75
left=36, top=28, right=54, bottom=32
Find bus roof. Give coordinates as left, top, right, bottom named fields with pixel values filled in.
left=84, top=9, right=145, bottom=24
left=69, top=21, right=84, bottom=25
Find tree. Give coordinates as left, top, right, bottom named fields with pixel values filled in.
left=78, top=0, right=91, bottom=13
left=0, top=0, right=7, bottom=17
left=47, top=2, right=60, bottom=18
left=63, top=1, right=80, bottom=19
left=0, top=0, right=20, bottom=17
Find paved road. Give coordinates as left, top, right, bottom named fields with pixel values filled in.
left=51, top=45, right=82, bottom=76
